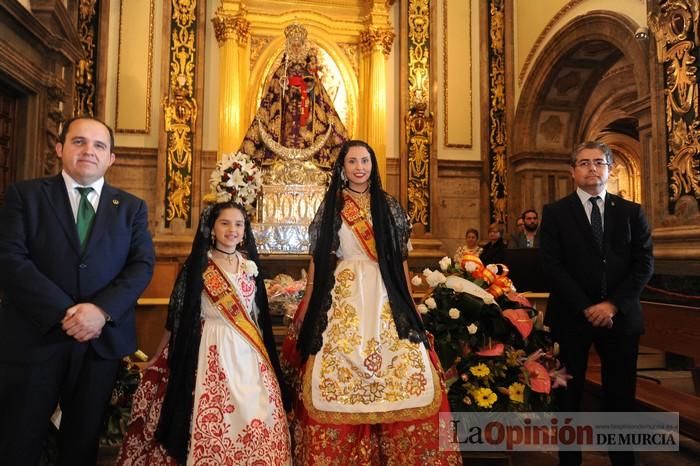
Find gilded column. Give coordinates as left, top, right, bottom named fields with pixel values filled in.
left=361, top=2, right=395, bottom=182
left=74, top=0, right=99, bottom=116
left=212, top=2, right=250, bottom=157
left=649, top=1, right=700, bottom=210
left=405, top=0, right=432, bottom=231
left=487, top=0, right=507, bottom=224
left=162, top=0, right=198, bottom=228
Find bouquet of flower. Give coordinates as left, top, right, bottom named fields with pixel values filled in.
left=414, top=255, right=569, bottom=412
left=265, top=271, right=307, bottom=317
left=207, top=151, right=262, bottom=210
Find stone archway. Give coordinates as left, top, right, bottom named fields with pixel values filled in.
left=510, top=11, right=650, bottom=221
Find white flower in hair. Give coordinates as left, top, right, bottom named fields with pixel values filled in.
left=241, top=259, right=259, bottom=278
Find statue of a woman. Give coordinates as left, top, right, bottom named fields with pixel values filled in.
left=239, top=23, right=348, bottom=169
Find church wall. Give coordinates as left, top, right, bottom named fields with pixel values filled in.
left=431, top=0, right=485, bottom=256
left=513, top=0, right=648, bottom=105
left=202, top=0, right=221, bottom=153
left=103, top=0, right=164, bottom=150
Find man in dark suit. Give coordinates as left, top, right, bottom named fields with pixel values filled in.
left=508, top=209, right=540, bottom=248
left=539, top=141, right=653, bottom=466
left=0, top=117, right=155, bottom=465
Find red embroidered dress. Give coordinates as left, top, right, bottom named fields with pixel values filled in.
left=117, top=253, right=291, bottom=465
left=291, top=205, right=462, bottom=465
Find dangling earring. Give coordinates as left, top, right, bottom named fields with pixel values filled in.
left=340, top=170, right=347, bottom=186
left=211, top=233, right=216, bottom=246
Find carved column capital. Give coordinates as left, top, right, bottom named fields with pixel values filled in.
left=212, top=8, right=250, bottom=45
left=360, top=27, right=395, bottom=56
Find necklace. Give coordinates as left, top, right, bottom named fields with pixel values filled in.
left=213, top=246, right=236, bottom=264
left=344, top=189, right=371, bottom=218
left=345, top=184, right=369, bottom=194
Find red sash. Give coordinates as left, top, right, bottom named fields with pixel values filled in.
left=202, top=260, right=272, bottom=369
left=340, top=194, right=378, bottom=261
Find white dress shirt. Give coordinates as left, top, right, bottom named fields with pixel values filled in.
left=576, top=187, right=606, bottom=230
left=61, top=171, right=104, bottom=222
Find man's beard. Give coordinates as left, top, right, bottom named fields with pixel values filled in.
left=525, top=224, right=538, bottom=233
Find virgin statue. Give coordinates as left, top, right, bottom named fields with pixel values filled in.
left=239, top=23, right=348, bottom=169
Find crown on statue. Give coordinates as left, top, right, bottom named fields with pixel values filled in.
left=284, top=22, right=308, bottom=44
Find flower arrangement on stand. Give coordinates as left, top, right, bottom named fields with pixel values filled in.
left=206, top=151, right=262, bottom=212
left=414, top=255, right=570, bottom=412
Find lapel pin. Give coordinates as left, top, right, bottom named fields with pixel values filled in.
left=113, top=199, right=120, bottom=206
left=611, top=201, right=615, bottom=206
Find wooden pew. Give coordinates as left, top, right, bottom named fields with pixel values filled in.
left=586, top=301, right=700, bottom=440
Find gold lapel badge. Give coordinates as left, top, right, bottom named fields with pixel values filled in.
left=112, top=199, right=120, bottom=206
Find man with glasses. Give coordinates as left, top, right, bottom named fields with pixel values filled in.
left=539, top=141, right=653, bottom=466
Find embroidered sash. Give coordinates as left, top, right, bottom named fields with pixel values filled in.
left=202, top=260, right=272, bottom=369
left=340, top=194, right=378, bottom=261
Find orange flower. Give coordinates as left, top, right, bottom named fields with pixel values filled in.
left=502, top=308, right=534, bottom=339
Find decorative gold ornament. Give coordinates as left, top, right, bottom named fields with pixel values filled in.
left=74, top=0, right=98, bottom=117
left=649, top=0, right=700, bottom=206
left=406, top=0, right=432, bottom=230
left=360, top=27, right=395, bottom=56
left=163, top=0, right=198, bottom=226
left=487, top=0, right=507, bottom=225
left=212, top=7, right=250, bottom=45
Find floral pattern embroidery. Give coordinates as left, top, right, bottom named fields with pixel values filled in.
left=317, top=269, right=429, bottom=405
left=190, top=345, right=290, bottom=465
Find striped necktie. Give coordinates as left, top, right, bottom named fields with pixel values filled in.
left=76, top=187, right=95, bottom=250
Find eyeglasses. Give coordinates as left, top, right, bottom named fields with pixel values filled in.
left=573, top=159, right=611, bottom=169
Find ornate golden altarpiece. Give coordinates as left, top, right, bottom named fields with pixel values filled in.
left=210, top=2, right=397, bottom=256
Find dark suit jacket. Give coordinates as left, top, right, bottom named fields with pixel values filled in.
left=508, top=230, right=540, bottom=248
left=0, top=175, right=155, bottom=362
left=539, top=192, right=653, bottom=336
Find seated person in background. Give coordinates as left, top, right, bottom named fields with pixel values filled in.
left=480, top=222, right=506, bottom=265
left=454, top=228, right=483, bottom=263
left=508, top=209, right=540, bottom=248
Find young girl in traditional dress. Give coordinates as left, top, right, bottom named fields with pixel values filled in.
left=116, top=201, right=291, bottom=465
left=285, top=140, right=462, bottom=465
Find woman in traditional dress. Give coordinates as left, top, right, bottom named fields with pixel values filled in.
left=454, top=227, right=483, bottom=263
left=286, top=140, right=462, bottom=465
left=116, top=201, right=291, bottom=465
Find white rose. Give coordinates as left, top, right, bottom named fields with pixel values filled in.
left=242, top=259, right=258, bottom=277
left=425, top=270, right=447, bottom=288
left=422, top=268, right=432, bottom=277
left=411, top=275, right=423, bottom=287
left=425, top=297, right=437, bottom=309
left=463, top=261, right=477, bottom=273
left=416, top=304, right=429, bottom=315
left=467, top=323, right=478, bottom=334
left=439, top=256, right=451, bottom=271
left=486, top=264, right=499, bottom=274
left=448, top=308, right=460, bottom=319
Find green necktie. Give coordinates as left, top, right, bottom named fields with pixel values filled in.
left=76, top=187, right=95, bottom=250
